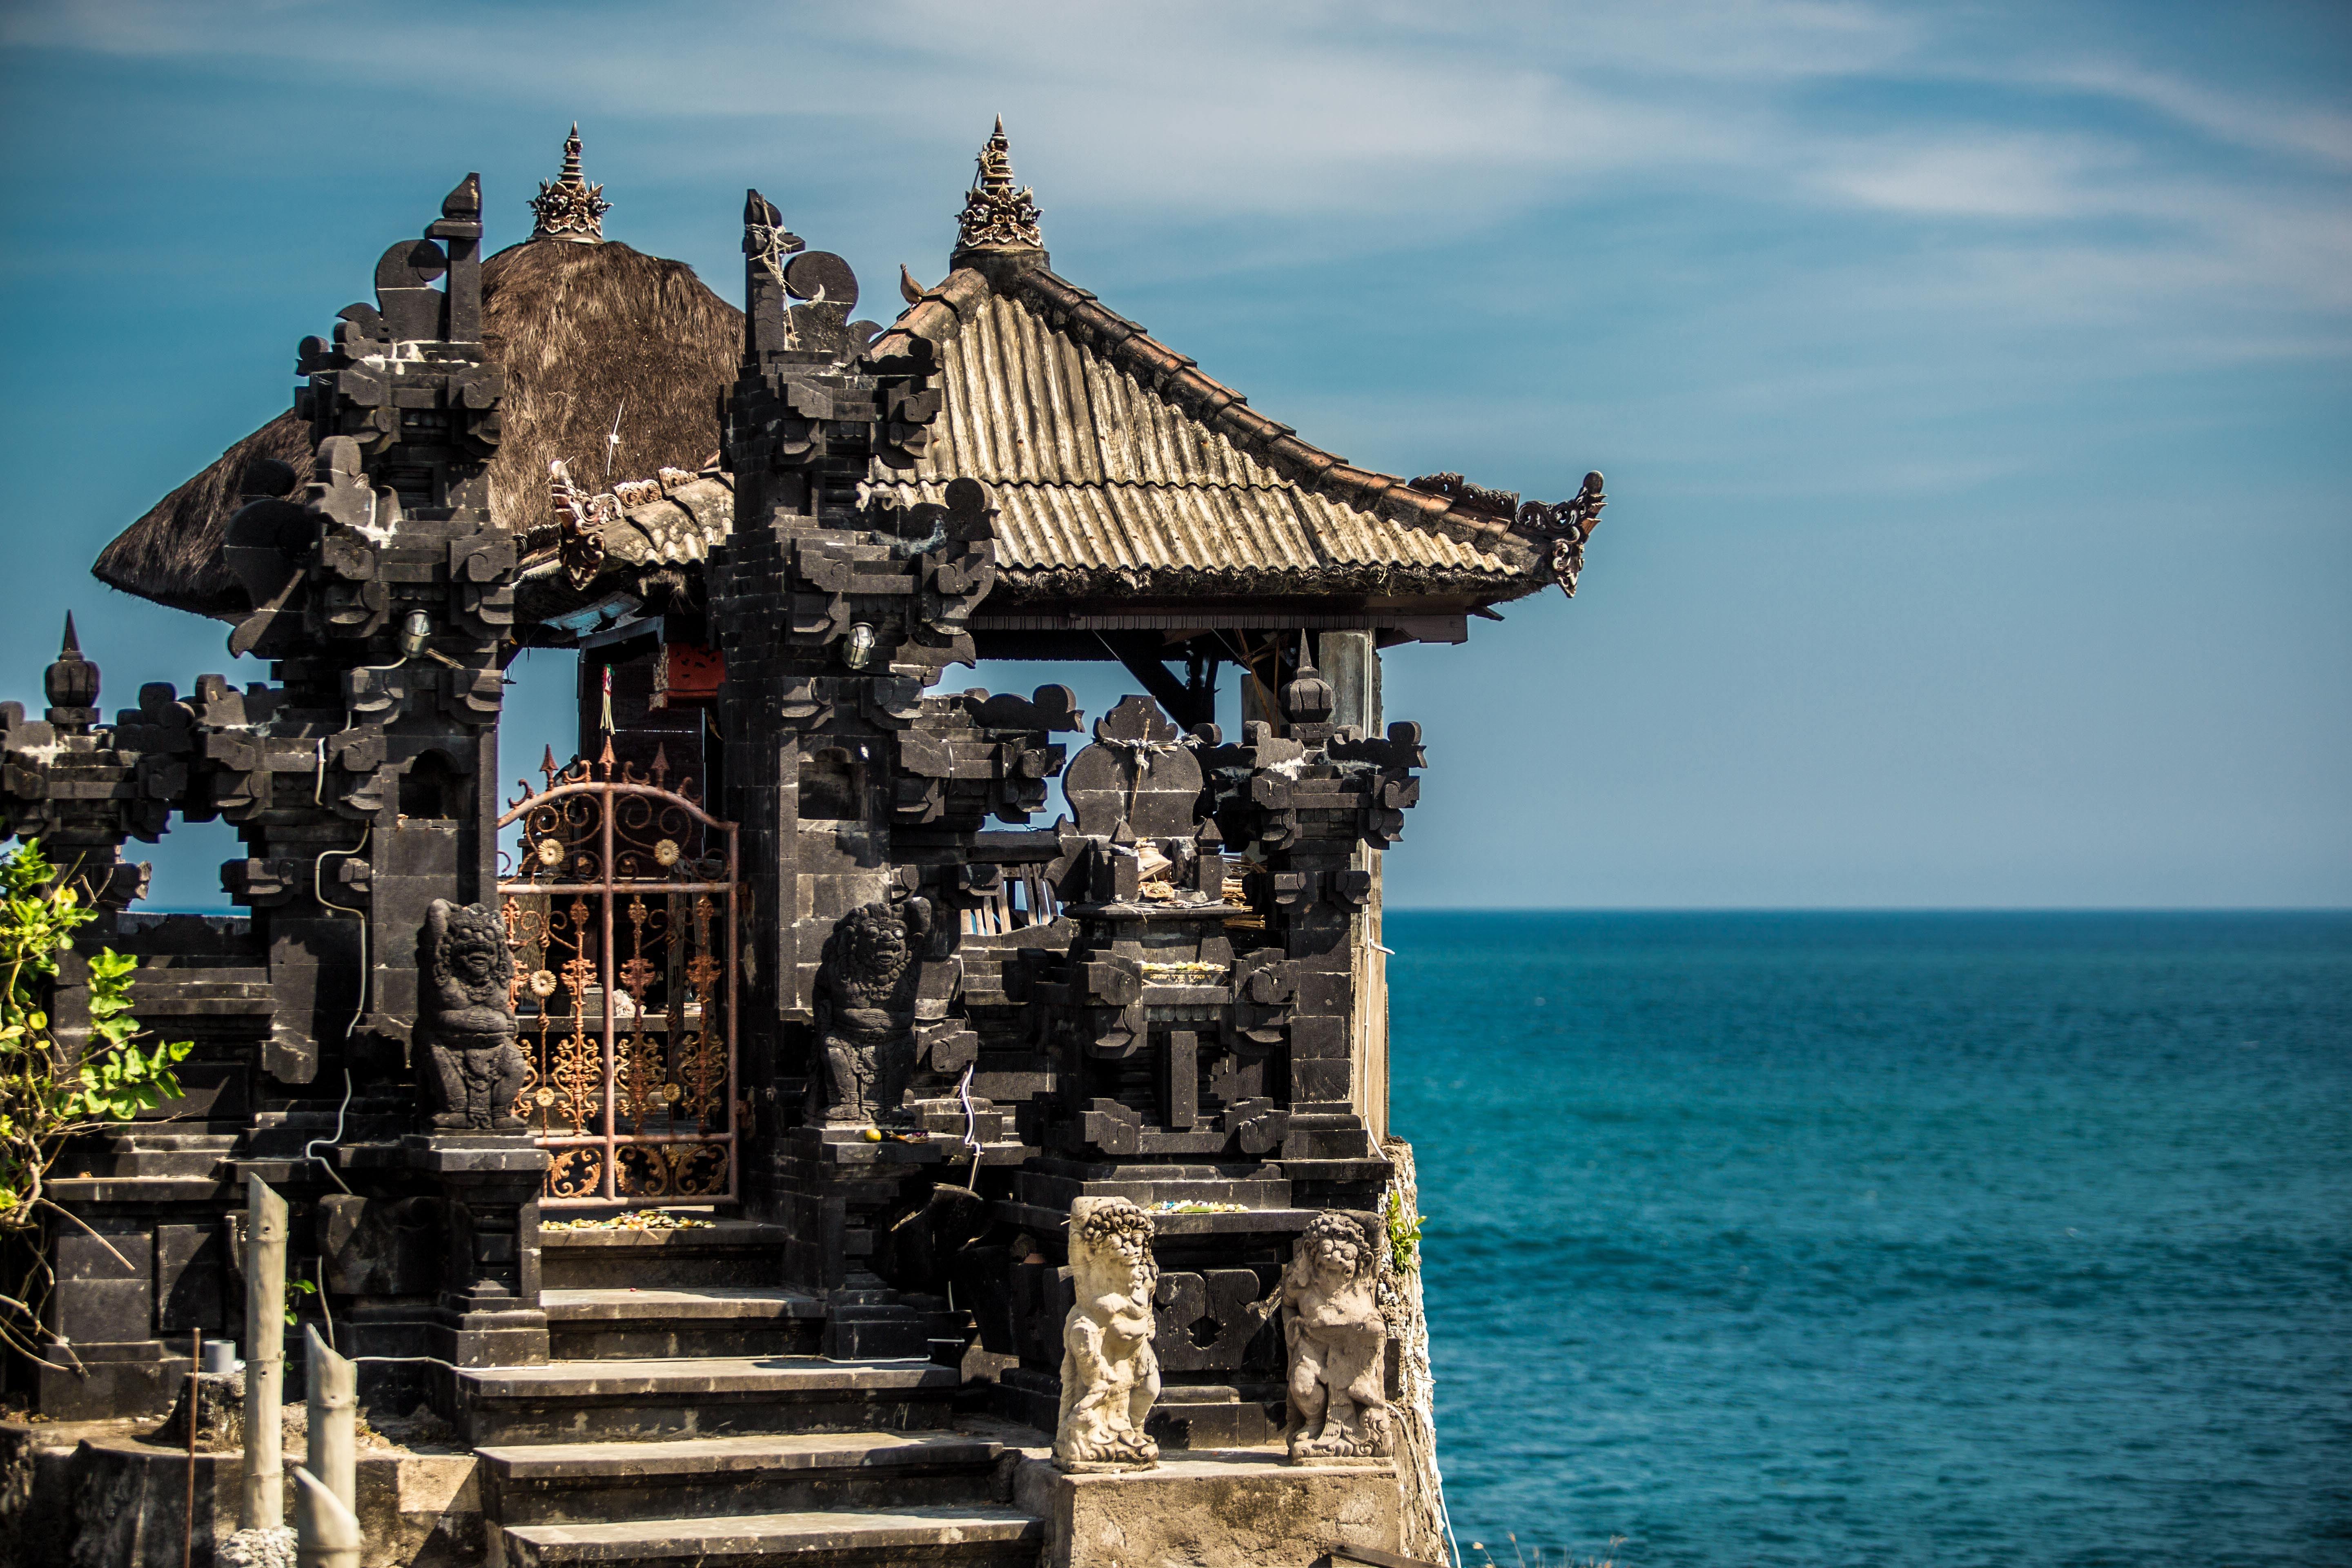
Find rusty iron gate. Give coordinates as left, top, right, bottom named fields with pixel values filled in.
left=497, top=747, right=741, bottom=1206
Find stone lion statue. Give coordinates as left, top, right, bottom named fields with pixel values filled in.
left=1280, top=1210, right=1395, bottom=1463
left=811, top=898, right=929, bottom=1127
left=419, top=899, right=526, bottom=1132
left=1054, top=1197, right=1161, bottom=1472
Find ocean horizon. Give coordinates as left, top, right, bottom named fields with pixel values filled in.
left=1382, top=906, right=2352, bottom=915
left=1391, top=909, right=2351, bottom=1567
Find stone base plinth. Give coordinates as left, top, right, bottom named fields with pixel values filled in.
left=1013, top=1448, right=1400, bottom=1568
left=0, top=1423, right=484, bottom=1568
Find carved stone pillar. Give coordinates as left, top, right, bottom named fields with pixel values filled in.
left=402, top=1136, right=548, bottom=1367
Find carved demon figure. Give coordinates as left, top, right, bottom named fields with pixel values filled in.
left=1055, top=1198, right=1161, bottom=1472
left=419, top=899, right=527, bottom=1132
left=811, top=898, right=929, bottom=1127
left=1280, top=1211, right=1395, bottom=1463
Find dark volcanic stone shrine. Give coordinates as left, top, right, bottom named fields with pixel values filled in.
left=0, top=125, right=1604, bottom=1568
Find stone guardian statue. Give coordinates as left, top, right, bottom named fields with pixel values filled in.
left=1280, top=1211, right=1396, bottom=1463
left=812, top=898, right=929, bottom=1127
left=1054, top=1197, right=1161, bottom=1471
left=419, top=899, right=527, bottom=1132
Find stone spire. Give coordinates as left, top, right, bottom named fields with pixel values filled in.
left=1280, top=631, right=1334, bottom=728
left=44, top=612, right=99, bottom=732
left=955, top=116, right=1042, bottom=253
left=528, top=123, right=610, bottom=243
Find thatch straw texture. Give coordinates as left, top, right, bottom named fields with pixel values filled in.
left=93, top=239, right=741, bottom=619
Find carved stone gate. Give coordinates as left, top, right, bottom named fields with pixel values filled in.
left=497, top=747, right=741, bottom=1206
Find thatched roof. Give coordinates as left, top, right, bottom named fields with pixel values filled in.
left=94, top=238, right=741, bottom=619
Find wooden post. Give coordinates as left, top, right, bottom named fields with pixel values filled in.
left=292, top=1465, right=362, bottom=1568
left=241, top=1176, right=287, bottom=1530
left=1321, top=630, right=1390, bottom=1142
left=303, top=1325, right=356, bottom=1518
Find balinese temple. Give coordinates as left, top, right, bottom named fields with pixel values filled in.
left=0, top=125, right=1603, bottom=1567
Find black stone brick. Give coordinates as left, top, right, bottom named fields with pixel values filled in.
left=1288, top=1014, right=1347, bottom=1060
left=1290, top=1060, right=1348, bottom=1103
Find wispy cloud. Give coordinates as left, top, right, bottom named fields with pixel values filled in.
left=2040, top=58, right=2352, bottom=169
left=1815, top=135, right=2132, bottom=219
left=6, top=0, right=2348, bottom=330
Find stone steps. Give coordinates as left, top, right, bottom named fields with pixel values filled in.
left=494, top=1506, right=1045, bottom=1568
left=478, top=1429, right=1012, bottom=1526
left=51, top=1131, right=239, bottom=1179
left=543, top=1285, right=826, bottom=1360
left=541, top=1220, right=792, bottom=1290
left=449, top=1356, right=960, bottom=1446
left=56, top=1147, right=231, bottom=1177
left=481, top=1222, right=1042, bottom=1566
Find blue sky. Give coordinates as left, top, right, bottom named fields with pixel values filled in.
left=0, top=0, right=2345, bottom=908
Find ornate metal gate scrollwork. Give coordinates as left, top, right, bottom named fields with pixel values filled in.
left=497, top=745, right=741, bottom=1206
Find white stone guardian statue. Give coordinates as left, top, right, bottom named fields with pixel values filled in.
left=1281, top=1210, right=1396, bottom=1463
left=1054, top=1197, right=1162, bottom=1471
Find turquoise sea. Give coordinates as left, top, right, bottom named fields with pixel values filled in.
left=1389, top=912, right=2352, bottom=1568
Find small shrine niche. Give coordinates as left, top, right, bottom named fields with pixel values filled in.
left=797, top=746, right=865, bottom=821
left=399, top=750, right=463, bottom=821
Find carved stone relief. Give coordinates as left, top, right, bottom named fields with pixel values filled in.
left=420, top=899, right=527, bottom=1131
left=1055, top=1197, right=1162, bottom=1472
left=1281, top=1211, right=1396, bottom=1464
left=812, top=899, right=930, bottom=1126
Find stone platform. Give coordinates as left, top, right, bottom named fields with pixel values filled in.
left=1013, top=1442, right=1402, bottom=1568
left=0, top=1417, right=1408, bottom=1568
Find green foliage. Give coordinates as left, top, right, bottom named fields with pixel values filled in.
left=1384, top=1185, right=1423, bottom=1275
left=0, top=838, right=192, bottom=1241
left=284, top=1276, right=317, bottom=1326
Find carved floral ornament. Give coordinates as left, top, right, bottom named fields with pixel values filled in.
left=957, top=116, right=1043, bottom=251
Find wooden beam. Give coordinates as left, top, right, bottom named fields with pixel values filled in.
left=1103, top=632, right=1215, bottom=730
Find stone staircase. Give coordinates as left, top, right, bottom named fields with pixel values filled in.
left=469, top=1219, right=1044, bottom=1567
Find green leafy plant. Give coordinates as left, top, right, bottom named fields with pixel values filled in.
left=1384, top=1186, right=1423, bottom=1275
left=284, top=1276, right=317, bottom=1326
left=0, top=839, right=192, bottom=1365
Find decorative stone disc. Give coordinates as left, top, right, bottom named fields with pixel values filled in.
left=1061, top=695, right=1201, bottom=840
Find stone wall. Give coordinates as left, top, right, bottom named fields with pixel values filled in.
left=1384, top=1136, right=1454, bottom=1566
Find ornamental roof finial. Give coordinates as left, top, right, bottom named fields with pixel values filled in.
left=529, top=123, right=610, bottom=243
left=955, top=116, right=1042, bottom=252
left=45, top=612, right=99, bottom=731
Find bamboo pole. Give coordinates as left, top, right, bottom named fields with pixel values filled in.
left=241, top=1176, right=287, bottom=1530
left=183, top=1326, right=200, bottom=1568
left=292, top=1465, right=362, bottom=1568
left=303, top=1324, right=356, bottom=1518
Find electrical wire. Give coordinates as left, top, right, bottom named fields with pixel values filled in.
left=955, top=1063, right=983, bottom=1188
left=313, top=1258, right=336, bottom=1351
left=313, top=824, right=372, bottom=1042
left=301, top=1070, right=356, bottom=1196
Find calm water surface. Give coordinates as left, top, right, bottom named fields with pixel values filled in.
left=1388, top=912, right=2352, bottom=1568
